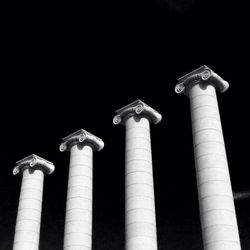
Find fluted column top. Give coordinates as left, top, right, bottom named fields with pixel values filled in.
left=113, top=99, right=162, bottom=125
left=59, top=129, right=104, bottom=152
left=13, top=154, right=55, bottom=175
left=175, top=65, right=229, bottom=95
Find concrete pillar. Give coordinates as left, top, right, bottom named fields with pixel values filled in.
left=113, top=100, right=162, bottom=250
left=60, top=129, right=104, bottom=250
left=13, top=154, right=55, bottom=250
left=175, top=65, right=241, bottom=250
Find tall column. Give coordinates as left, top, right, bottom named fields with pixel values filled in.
left=13, top=154, right=55, bottom=250
left=60, top=129, right=104, bottom=250
left=113, top=100, right=162, bottom=250
left=175, top=65, right=241, bottom=250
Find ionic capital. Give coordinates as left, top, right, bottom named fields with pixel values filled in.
left=175, top=65, right=229, bottom=95
left=113, top=99, right=162, bottom=126
left=13, top=154, right=55, bottom=175
left=59, top=129, right=104, bottom=152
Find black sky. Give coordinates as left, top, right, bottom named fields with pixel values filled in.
left=1, top=0, right=250, bottom=249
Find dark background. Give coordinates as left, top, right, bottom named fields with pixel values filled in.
left=1, top=0, right=250, bottom=249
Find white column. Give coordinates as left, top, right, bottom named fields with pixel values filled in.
left=13, top=155, right=55, bottom=250
left=176, top=65, right=241, bottom=250
left=60, top=129, right=104, bottom=250
left=113, top=100, right=162, bottom=250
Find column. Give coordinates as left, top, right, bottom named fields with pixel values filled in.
left=113, top=100, right=162, bottom=250
left=13, top=154, right=55, bottom=250
left=175, top=65, right=241, bottom=250
left=60, top=129, right=104, bottom=250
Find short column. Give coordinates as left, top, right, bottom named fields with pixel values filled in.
left=175, top=65, right=241, bottom=250
left=113, top=100, right=162, bottom=250
left=60, top=129, right=104, bottom=250
left=13, top=154, right=55, bottom=250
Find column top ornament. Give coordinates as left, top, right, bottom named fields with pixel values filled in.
left=113, top=99, right=162, bottom=125
left=175, top=65, right=229, bottom=95
left=59, top=129, right=104, bottom=152
left=13, top=154, right=55, bottom=175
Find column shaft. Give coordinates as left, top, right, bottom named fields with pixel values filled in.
left=64, top=144, right=93, bottom=250
left=190, top=84, right=241, bottom=250
left=13, top=169, right=44, bottom=250
left=125, top=116, right=158, bottom=250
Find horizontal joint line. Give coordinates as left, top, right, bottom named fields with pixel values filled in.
left=19, top=197, right=42, bottom=203
left=70, top=154, right=92, bottom=160
left=204, top=239, right=240, bottom=246
left=64, top=244, right=91, bottom=249
left=126, top=159, right=152, bottom=164
left=196, top=167, right=228, bottom=173
left=69, top=175, right=92, bottom=180
left=193, top=127, right=223, bottom=135
left=126, top=137, right=151, bottom=143
left=18, top=207, right=41, bottom=213
left=15, top=229, right=39, bottom=235
left=65, top=219, right=91, bottom=224
left=191, top=104, right=218, bottom=112
left=126, top=126, right=150, bottom=132
left=16, top=218, right=40, bottom=223
left=64, top=231, right=91, bottom=237
left=69, top=164, right=92, bottom=169
left=14, top=241, right=38, bottom=245
left=126, top=183, right=154, bottom=189
left=20, top=187, right=43, bottom=193
left=126, top=148, right=151, bottom=153
left=66, top=208, right=92, bottom=212
left=125, top=171, right=153, bottom=176
left=126, top=235, right=157, bottom=241
left=126, top=195, right=155, bottom=201
left=195, top=153, right=226, bottom=161
left=67, top=185, right=92, bottom=190
left=201, top=208, right=235, bottom=215
left=198, top=179, right=231, bottom=187
left=126, top=208, right=155, bottom=213
left=190, top=94, right=217, bottom=101
left=126, top=221, right=156, bottom=226
left=194, top=140, right=225, bottom=148
left=67, top=196, right=92, bottom=202
left=22, top=177, right=43, bottom=183
left=199, top=194, right=233, bottom=201
left=192, top=116, right=220, bottom=124
left=202, top=224, right=238, bottom=232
